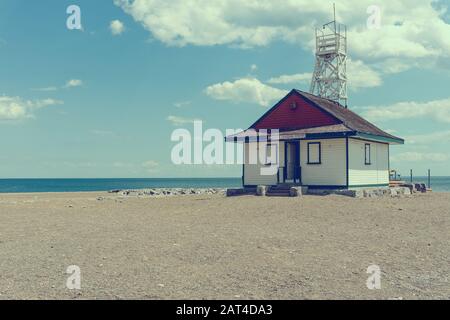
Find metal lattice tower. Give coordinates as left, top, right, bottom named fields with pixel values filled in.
left=310, top=6, right=348, bottom=107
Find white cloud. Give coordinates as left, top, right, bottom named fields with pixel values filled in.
left=110, top=20, right=125, bottom=35
left=174, top=101, right=191, bottom=108
left=391, top=152, right=450, bottom=162
left=113, top=162, right=133, bottom=168
left=267, top=72, right=312, bottom=84
left=167, top=115, right=201, bottom=126
left=374, top=58, right=415, bottom=74
left=62, top=161, right=97, bottom=168
left=347, top=59, right=383, bottom=89
left=0, top=96, right=63, bottom=121
left=114, top=0, right=450, bottom=73
left=405, top=130, right=450, bottom=145
left=91, top=129, right=116, bottom=137
left=32, top=79, right=83, bottom=92
left=142, top=160, right=159, bottom=173
left=385, top=129, right=398, bottom=135
left=358, top=97, right=450, bottom=123
left=266, top=60, right=381, bottom=90
left=64, top=79, right=83, bottom=88
left=32, top=86, right=58, bottom=92
left=205, top=77, right=288, bottom=107
left=33, top=98, right=63, bottom=108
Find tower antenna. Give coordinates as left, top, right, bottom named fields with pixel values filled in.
left=310, top=4, right=348, bottom=107
left=333, top=3, right=336, bottom=24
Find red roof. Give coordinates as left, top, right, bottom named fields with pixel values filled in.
left=227, top=89, right=404, bottom=143
left=245, top=90, right=403, bottom=143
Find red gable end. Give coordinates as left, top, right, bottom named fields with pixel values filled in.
left=251, top=91, right=341, bottom=130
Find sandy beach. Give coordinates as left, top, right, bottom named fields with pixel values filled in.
left=0, top=191, right=449, bottom=300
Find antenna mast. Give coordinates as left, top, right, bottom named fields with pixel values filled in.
left=310, top=4, right=348, bottom=107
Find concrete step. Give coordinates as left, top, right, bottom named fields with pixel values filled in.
left=266, top=192, right=291, bottom=197
left=269, top=186, right=291, bottom=191
left=266, top=188, right=291, bottom=197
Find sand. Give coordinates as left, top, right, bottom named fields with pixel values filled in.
left=0, top=191, right=449, bottom=300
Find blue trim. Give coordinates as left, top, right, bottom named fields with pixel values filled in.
left=354, top=132, right=404, bottom=145
left=304, top=131, right=353, bottom=140
left=365, top=143, right=371, bottom=165
left=307, top=184, right=389, bottom=190
left=283, top=142, right=287, bottom=182
left=346, top=137, right=349, bottom=188
left=349, top=136, right=389, bottom=146
left=307, top=142, right=321, bottom=164
left=265, top=143, right=279, bottom=165
left=244, top=184, right=389, bottom=190
left=230, top=131, right=403, bottom=144
left=296, top=141, right=301, bottom=184
left=307, top=185, right=348, bottom=190
left=388, top=145, right=390, bottom=172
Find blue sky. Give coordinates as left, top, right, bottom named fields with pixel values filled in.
left=1, top=0, right=450, bottom=178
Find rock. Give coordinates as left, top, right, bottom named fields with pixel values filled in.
left=256, top=185, right=268, bottom=196
left=226, top=187, right=258, bottom=197
left=400, top=183, right=414, bottom=193
left=414, top=184, right=427, bottom=193
left=389, top=187, right=411, bottom=197
left=290, top=186, right=308, bottom=197
left=111, top=188, right=226, bottom=198
left=227, top=188, right=242, bottom=197
left=333, top=190, right=364, bottom=198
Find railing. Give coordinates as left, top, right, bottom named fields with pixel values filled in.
left=316, top=33, right=347, bottom=56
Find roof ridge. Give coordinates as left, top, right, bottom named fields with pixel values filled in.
left=295, top=89, right=344, bottom=108
left=293, top=89, right=403, bottom=142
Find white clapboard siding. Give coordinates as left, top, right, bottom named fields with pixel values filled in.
left=348, top=139, right=389, bottom=186
left=300, top=138, right=346, bottom=186
left=243, top=142, right=283, bottom=186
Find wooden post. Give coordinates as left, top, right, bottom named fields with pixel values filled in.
left=428, top=169, right=431, bottom=189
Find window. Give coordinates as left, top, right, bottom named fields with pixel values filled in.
left=307, top=142, right=321, bottom=164
left=265, top=143, right=278, bottom=165
left=365, top=143, right=371, bottom=165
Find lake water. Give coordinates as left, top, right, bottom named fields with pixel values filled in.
left=0, top=178, right=242, bottom=193
left=408, top=176, right=450, bottom=192
left=0, top=177, right=449, bottom=193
